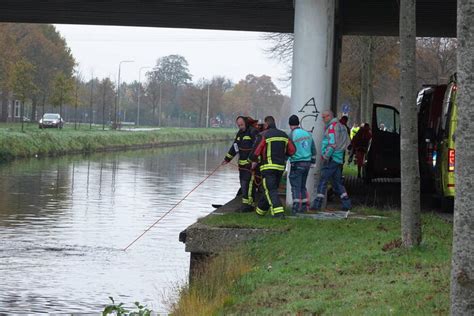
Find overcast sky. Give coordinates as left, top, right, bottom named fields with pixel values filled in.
left=54, top=24, right=291, bottom=95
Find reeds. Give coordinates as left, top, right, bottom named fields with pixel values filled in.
left=170, top=251, right=251, bottom=316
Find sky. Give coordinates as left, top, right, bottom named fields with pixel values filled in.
left=54, top=24, right=291, bottom=95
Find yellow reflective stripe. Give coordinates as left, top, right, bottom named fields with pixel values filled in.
left=237, top=137, right=241, bottom=141
left=243, top=136, right=252, bottom=140
left=267, top=141, right=273, bottom=165
left=256, top=207, right=267, bottom=216
left=263, top=178, right=273, bottom=209
left=260, top=164, right=285, bottom=171
left=238, top=160, right=249, bottom=165
left=242, top=198, right=250, bottom=205
left=248, top=175, right=254, bottom=205
left=272, top=207, right=285, bottom=215
left=226, top=153, right=233, bottom=159
left=266, top=137, right=288, bottom=143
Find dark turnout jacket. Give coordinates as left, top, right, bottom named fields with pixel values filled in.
left=224, top=126, right=259, bottom=165
left=249, top=127, right=296, bottom=171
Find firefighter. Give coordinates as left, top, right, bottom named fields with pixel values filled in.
left=249, top=116, right=296, bottom=219
left=222, top=116, right=259, bottom=212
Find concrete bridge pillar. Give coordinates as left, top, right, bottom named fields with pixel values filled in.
left=288, top=0, right=336, bottom=206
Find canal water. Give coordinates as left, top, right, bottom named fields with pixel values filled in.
left=0, top=142, right=238, bottom=313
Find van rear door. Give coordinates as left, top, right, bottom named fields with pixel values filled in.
left=365, top=104, right=401, bottom=181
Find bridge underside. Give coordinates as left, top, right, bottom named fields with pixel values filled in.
left=0, top=0, right=457, bottom=37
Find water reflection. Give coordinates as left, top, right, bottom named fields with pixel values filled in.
left=0, top=143, right=238, bottom=313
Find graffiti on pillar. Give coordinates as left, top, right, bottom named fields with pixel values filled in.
left=298, top=97, right=320, bottom=133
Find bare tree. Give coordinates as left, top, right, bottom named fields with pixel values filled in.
left=261, top=33, right=294, bottom=66
left=399, top=0, right=422, bottom=247
left=261, top=33, right=294, bottom=82
left=417, top=37, right=457, bottom=85
left=450, top=0, right=474, bottom=313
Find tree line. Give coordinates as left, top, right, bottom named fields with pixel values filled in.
left=0, top=24, right=287, bottom=128
left=0, top=23, right=75, bottom=123
left=264, top=33, right=457, bottom=125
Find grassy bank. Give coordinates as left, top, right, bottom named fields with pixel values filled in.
left=172, top=209, right=452, bottom=315
left=0, top=123, right=235, bottom=162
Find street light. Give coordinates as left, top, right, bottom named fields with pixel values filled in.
left=114, top=60, right=134, bottom=129
left=206, top=83, right=210, bottom=128
left=137, top=66, right=152, bottom=126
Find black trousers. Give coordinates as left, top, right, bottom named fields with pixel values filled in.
left=256, top=169, right=285, bottom=216
left=239, top=166, right=254, bottom=206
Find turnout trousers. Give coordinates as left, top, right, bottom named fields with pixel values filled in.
left=239, top=164, right=255, bottom=206
left=255, top=169, right=285, bottom=216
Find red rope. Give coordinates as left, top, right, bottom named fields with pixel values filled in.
left=228, top=161, right=262, bottom=186
left=123, top=164, right=224, bottom=251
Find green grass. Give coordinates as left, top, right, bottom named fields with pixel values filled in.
left=0, top=122, right=235, bottom=162
left=343, top=162, right=359, bottom=177
left=189, top=211, right=452, bottom=315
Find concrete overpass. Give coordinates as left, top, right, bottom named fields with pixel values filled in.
left=0, top=0, right=457, bottom=37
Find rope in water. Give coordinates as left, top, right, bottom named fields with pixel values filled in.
left=123, top=163, right=225, bottom=251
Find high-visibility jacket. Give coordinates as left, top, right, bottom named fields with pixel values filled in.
left=289, top=127, right=316, bottom=163
left=224, top=126, right=259, bottom=166
left=249, top=127, right=296, bottom=171
left=350, top=126, right=360, bottom=139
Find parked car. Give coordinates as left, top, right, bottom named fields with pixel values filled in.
left=39, top=113, right=64, bottom=129
left=363, top=103, right=401, bottom=183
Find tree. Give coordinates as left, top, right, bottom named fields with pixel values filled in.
left=223, top=80, right=253, bottom=116
left=0, top=23, right=75, bottom=122
left=5, top=24, right=75, bottom=121
left=50, top=72, right=74, bottom=120
left=450, top=0, right=474, bottom=313
left=208, top=76, right=233, bottom=122
left=399, top=0, right=421, bottom=247
left=262, top=33, right=400, bottom=124
left=180, top=79, right=209, bottom=127
left=99, top=77, right=115, bottom=130
left=146, top=55, right=192, bottom=125
left=0, top=25, right=20, bottom=122
left=145, top=72, right=164, bottom=126
left=246, top=74, right=284, bottom=119
left=9, top=59, right=37, bottom=131
left=262, top=32, right=293, bottom=82
left=222, top=74, right=284, bottom=123
left=417, top=37, right=457, bottom=85
left=72, top=72, right=84, bottom=130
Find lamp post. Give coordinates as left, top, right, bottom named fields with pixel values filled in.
left=206, top=84, right=210, bottom=128
left=137, top=66, right=151, bottom=126
left=114, top=60, right=134, bottom=129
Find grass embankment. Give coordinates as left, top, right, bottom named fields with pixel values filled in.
left=172, top=209, right=452, bottom=315
left=0, top=123, right=235, bottom=162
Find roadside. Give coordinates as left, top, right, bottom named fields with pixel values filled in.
left=0, top=123, right=235, bottom=162
left=172, top=209, right=451, bottom=315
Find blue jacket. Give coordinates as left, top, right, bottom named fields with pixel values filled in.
left=289, top=127, right=316, bottom=163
